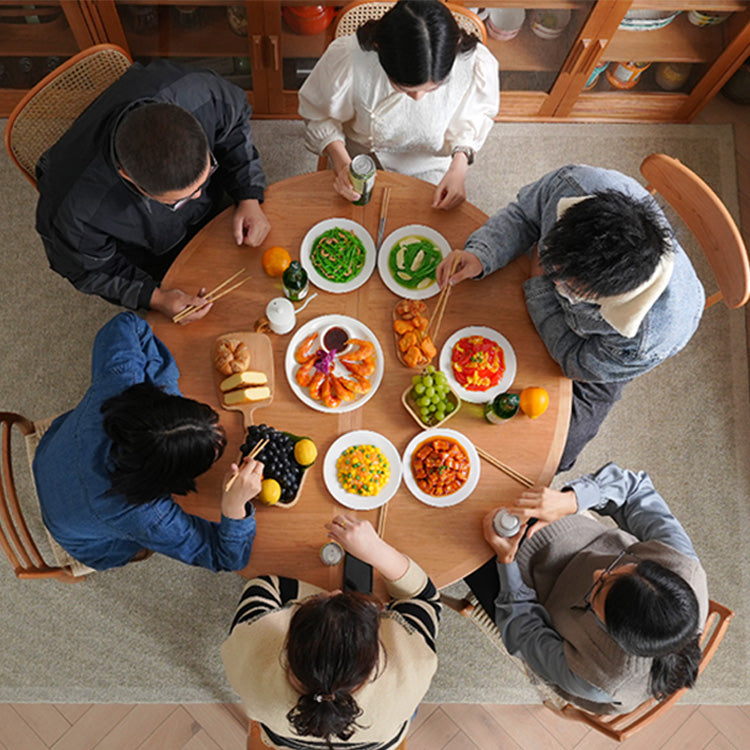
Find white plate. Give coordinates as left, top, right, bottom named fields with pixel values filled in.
left=301, top=218, right=376, bottom=294
left=323, top=430, right=402, bottom=510
left=439, top=326, right=517, bottom=404
left=377, top=224, right=450, bottom=300
left=402, top=428, right=480, bottom=507
left=285, top=314, right=384, bottom=413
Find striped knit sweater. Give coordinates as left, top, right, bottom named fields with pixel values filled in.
left=221, top=558, right=441, bottom=749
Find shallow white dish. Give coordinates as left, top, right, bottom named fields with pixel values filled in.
left=439, top=325, right=517, bottom=404
left=377, top=224, right=450, bottom=300
left=323, top=430, right=402, bottom=510
left=285, top=314, right=384, bottom=414
left=301, top=218, right=376, bottom=294
left=402, top=428, right=480, bottom=508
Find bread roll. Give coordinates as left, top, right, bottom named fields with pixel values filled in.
left=214, top=338, right=251, bottom=375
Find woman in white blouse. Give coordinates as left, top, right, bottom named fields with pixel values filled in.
left=298, top=0, right=499, bottom=210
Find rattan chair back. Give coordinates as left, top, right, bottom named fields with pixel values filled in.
left=334, top=1, right=486, bottom=43
left=4, top=44, right=132, bottom=188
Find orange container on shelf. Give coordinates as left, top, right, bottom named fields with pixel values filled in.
left=606, top=61, right=651, bottom=90
left=282, top=5, right=335, bottom=35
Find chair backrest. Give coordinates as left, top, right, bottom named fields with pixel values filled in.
left=640, top=153, right=750, bottom=309
left=556, top=599, right=734, bottom=742
left=334, top=1, right=486, bottom=44
left=247, top=718, right=408, bottom=749
left=0, top=411, right=82, bottom=582
left=4, top=44, right=132, bottom=188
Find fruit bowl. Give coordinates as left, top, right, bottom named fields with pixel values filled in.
left=401, top=366, right=461, bottom=428
left=402, top=385, right=460, bottom=428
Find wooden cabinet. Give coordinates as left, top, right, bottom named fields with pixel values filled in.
left=1, top=0, right=749, bottom=122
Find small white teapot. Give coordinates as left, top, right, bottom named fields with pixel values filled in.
left=265, top=294, right=317, bottom=335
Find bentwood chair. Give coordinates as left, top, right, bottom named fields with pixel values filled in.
left=315, top=1, right=487, bottom=171
left=4, top=44, right=132, bottom=188
left=640, top=153, right=750, bottom=309
left=441, top=593, right=734, bottom=742
left=0, top=412, right=91, bottom=581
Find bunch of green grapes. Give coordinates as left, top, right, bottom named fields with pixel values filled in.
left=411, top=365, right=456, bottom=424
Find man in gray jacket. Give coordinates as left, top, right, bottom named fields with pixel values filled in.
left=437, top=165, right=704, bottom=471
left=36, top=60, right=269, bottom=323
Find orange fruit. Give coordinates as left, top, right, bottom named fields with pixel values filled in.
left=519, top=386, right=549, bottom=419
left=262, top=246, right=292, bottom=277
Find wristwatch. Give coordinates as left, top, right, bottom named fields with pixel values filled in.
left=451, top=146, right=475, bottom=166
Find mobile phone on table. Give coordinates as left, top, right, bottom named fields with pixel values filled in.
left=343, top=553, right=373, bottom=595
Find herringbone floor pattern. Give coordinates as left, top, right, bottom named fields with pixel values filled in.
left=1, top=702, right=750, bottom=749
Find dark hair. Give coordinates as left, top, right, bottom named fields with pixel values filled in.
left=285, top=591, right=382, bottom=747
left=605, top=560, right=702, bottom=700
left=357, top=0, right=478, bottom=87
left=114, top=102, right=209, bottom=195
left=101, top=382, right=226, bottom=505
left=540, top=189, right=673, bottom=297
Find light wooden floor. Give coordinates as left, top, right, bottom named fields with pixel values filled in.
left=2, top=96, right=749, bottom=750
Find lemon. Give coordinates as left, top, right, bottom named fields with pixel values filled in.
left=519, top=386, right=550, bottom=420
left=294, top=438, right=317, bottom=467
left=259, top=478, right=281, bottom=505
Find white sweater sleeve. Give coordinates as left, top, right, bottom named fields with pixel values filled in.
left=297, top=37, right=355, bottom=155
left=443, top=44, right=499, bottom=155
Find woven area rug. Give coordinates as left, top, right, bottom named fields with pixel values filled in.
left=0, top=119, right=748, bottom=703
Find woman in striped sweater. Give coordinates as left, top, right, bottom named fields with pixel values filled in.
left=222, top=515, right=441, bottom=749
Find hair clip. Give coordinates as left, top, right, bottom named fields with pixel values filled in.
left=314, top=693, right=335, bottom=703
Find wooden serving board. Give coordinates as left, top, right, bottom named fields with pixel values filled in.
left=213, top=331, right=274, bottom=426
left=401, top=384, right=460, bottom=430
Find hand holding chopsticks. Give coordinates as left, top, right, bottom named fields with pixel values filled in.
left=172, top=268, right=251, bottom=324
left=224, top=437, right=268, bottom=493
left=425, top=253, right=459, bottom=344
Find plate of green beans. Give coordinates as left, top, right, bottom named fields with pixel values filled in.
left=300, top=218, right=376, bottom=294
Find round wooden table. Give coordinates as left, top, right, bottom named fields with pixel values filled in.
left=147, top=170, right=571, bottom=591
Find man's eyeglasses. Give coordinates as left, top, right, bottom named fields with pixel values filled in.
left=160, top=151, right=218, bottom=212
left=571, top=550, right=629, bottom=614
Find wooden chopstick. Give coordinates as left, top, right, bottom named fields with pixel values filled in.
left=475, top=446, right=534, bottom=489
left=172, top=275, right=251, bottom=323
left=377, top=187, right=391, bottom=247
left=224, top=437, right=269, bottom=492
left=425, top=254, right=459, bottom=342
left=171, top=267, right=246, bottom=322
left=376, top=500, right=389, bottom=538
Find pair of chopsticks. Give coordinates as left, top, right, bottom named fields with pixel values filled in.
left=376, top=187, right=391, bottom=250
left=172, top=268, right=251, bottom=323
left=475, top=446, right=533, bottom=489
left=376, top=501, right=389, bottom=538
left=224, top=437, right=269, bottom=492
left=424, top=254, right=459, bottom=344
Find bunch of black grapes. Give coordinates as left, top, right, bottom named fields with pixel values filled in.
left=241, top=424, right=303, bottom=502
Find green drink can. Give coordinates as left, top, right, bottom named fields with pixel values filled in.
left=349, top=154, right=376, bottom=206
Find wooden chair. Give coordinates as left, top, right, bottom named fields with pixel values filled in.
left=4, top=43, right=132, bottom=188
left=442, top=593, right=734, bottom=743
left=641, top=153, right=750, bottom=309
left=316, top=1, right=486, bottom=171
left=247, top=718, right=409, bottom=749
left=0, top=412, right=87, bottom=581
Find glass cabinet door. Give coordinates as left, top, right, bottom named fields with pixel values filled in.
left=109, top=1, right=260, bottom=105
left=562, top=1, right=750, bottom=120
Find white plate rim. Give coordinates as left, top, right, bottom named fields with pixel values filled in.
left=401, top=428, right=480, bottom=507
left=300, top=218, right=376, bottom=294
left=439, top=325, right=517, bottom=404
left=323, top=430, right=402, bottom=510
left=377, top=224, right=450, bottom=300
left=284, top=314, right=384, bottom=414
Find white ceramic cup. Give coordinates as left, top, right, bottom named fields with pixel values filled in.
left=266, top=297, right=296, bottom=335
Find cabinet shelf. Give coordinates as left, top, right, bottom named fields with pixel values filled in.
left=488, top=20, right=581, bottom=73
left=0, top=15, right=79, bottom=56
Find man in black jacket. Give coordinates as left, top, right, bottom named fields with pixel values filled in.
left=36, top=60, right=269, bottom=323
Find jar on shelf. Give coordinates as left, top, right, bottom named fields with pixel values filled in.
left=687, top=10, right=730, bottom=27
left=606, top=61, right=651, bottom=90
left=174, top=6, right=203, bottom=29
left=128, top=4, right=159, bottom=35
left=282, top=5, right=335, bottom=35
left=485, top=8, right=525, bottom=41
left=655, top=63, right=692, bottom=91
left=227, top=5, right=247, bottom=36
left=530, top=9, right=572, bottom=40
left=584, top=61, right=609, bottom=90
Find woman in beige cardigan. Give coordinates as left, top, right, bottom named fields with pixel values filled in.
left=222, top=515, right=441, bottom=749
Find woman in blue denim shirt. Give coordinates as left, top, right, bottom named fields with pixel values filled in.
left=33, top=312, right=262, bottom=571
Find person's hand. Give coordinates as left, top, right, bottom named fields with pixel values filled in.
left=505, top=487, right=578, bottom=524
left=221, top=457, right=264, bottom=519
left=529, top=244, right=545, bottom=278
left=432, top=153, right=468, bottom=210
left=150, top=286, right=213, bottom=325
left=233, top=199, right=271, bottom=247
left=482, top=509, right=523, bottom=564
left=435, top=250, right=483, bottom=289
left=326, top=140, right=360, bottom=202
left=325, top=515, right=409, bottom=581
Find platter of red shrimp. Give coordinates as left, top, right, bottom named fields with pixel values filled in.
left=285, top=315, right=384, bottom=413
